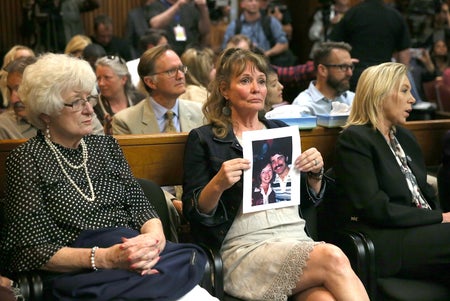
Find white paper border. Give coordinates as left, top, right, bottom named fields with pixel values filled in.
left=242, top=126, right=301, bottom=213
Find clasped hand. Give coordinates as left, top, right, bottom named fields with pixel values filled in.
left=106, top=233, right=165, bottom=275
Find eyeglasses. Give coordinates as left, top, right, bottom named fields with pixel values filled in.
left=323, top=64, right=355, bottom=72
left=150, top=65, right=188, bottom=78
left=106, top=55, right=126, bottom=65
left=64, top=95, right=98, bottom=111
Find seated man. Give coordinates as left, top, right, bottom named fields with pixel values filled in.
left=292, top=41, right=355, bottom=115
left=112, top=45, right=204, bottom=135
left=0, top=57, right=104, bottom=140
left=0, top=56, right=38, bottom=140
left=112, top=44, right=205, bottom=241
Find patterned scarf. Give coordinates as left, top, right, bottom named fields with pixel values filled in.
left=388, top=128, right=432, bottom=210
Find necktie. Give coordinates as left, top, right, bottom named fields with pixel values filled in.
left=164, top=110, right=177, bottom=133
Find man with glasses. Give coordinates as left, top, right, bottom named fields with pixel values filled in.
left=292, top=41, right=355, bottom=116
left=112, top=44, right=204, bottom=242
left=111, top=44, right=203, bottom=135
left=0, top=57, right=104, bottom=139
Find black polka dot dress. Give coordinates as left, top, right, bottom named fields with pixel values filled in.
left=0, top=131, right=158, bottom=273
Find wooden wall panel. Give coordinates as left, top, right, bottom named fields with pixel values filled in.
left=0, top=1, right=26, bottom=57
left=81, top=0, right=142, bottom=38
left=0, top=0, right=141, bottom=59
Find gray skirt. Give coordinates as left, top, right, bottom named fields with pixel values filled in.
left=221, top=206, right=322, bottom=301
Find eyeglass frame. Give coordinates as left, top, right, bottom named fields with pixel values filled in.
left=322, top=63, right=355, bottom=72
left=63, top=95, right=98, bottom=112
left=148, top=65, right=188, bottom=78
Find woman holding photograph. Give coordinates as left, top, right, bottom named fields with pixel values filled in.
left=182, top=48, right=369, bottom=301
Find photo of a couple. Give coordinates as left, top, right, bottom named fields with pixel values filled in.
left=242, top=126, right=300, bottom=213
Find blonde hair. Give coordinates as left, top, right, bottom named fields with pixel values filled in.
left=204, top=48, right=269, bottom=138
left=1, top=45, right=35, bottom=107
left=64, top=35, right=92, bottom=57
left=2, top=45, right=35, bottom=69
left=181, top=47, right=216, bottom=88
left=346, top=62, right=408, bottom=131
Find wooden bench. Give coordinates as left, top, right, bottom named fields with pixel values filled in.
left=1, top=120, right=450, bottom=199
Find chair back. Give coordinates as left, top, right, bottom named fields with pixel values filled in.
left=437, top=82, right=450, bottom=111
left=136, top=178, right=172, bottom=238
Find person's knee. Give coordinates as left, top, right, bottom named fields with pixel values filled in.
left=316, top=244, right=351, bottom=273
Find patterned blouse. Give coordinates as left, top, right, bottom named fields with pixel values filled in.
left=0, top=132, right=158, bottom=273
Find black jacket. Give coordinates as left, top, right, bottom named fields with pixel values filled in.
left=182, top=118, right=322, bottom=250
left=334, top=124, right=443, bottom=276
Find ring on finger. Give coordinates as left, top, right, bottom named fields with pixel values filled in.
left=314, top=159, right=318, bottom=166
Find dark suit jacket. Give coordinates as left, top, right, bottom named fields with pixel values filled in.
left=334, top=124, right=443, bottom=276
left=125, top=6, right=150, bottom=59
left=91, top=36, right=133, bottom=61
left=111, top=97, right=204, bottom=135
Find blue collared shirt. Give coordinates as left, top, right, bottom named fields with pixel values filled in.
left=292, top=81, right=355, bottom=116
left=148, top=97, right=181, bottom=132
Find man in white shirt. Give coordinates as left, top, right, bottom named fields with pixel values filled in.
left=292, top=41, right=355, bottom=116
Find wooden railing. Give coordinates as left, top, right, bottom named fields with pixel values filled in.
left=1, top=120, right=450, bottom=198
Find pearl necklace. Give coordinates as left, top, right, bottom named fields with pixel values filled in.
left=45, top=137, right=96, bottom=202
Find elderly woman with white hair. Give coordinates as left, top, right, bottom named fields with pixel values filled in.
left=0, top=53, right=217, bottom=301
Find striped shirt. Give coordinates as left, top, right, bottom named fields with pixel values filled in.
left=271, top=166, right=293, bottom=202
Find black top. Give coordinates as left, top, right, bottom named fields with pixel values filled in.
left=0, top=132, right=157, bottom=273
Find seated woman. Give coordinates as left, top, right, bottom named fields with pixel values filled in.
left=0, top=53, right=217, bottom=301
left=179, top=46, right=216, bottom=104
left=182, top=48, right=369, bottom=300
left=264, top=66, right=288, bottom=113
left=94, top=55, right=145, bottom=134
left=64, top=34, right=92, bottom=58
left=334, top=62, right=450, bottom=287
left=409, top=39, right=449, bottom=100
